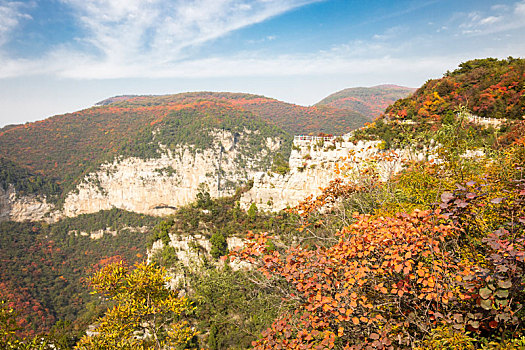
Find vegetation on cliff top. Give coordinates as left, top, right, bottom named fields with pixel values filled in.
left=0, top=97, right=292, bottom=202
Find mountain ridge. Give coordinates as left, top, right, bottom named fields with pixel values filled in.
left=316, top=84, right=416, bottom=120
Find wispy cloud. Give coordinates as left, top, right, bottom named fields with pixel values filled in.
left=0, top=0, right=323, bottom=79
left=0, top=0, right=321, bottom=78
left=59, top=0, right=320, bottom=65
left=0, top=0, right=523, bottom=82
left=0, top=1, right=32, bottom=46
left=458, top=0, right=525, bottom=35
left=372, top=26, right=406, bottom=41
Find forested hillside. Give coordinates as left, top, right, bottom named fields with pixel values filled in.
left=96, top=91, right=368, bottom=135
left=316, top=85, right=415, bottom=120
left=0, top=209, right=162, bottom=340
left=385, top=57, right=524, bottom=121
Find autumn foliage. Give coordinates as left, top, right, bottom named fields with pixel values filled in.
left=386, top=57, right=524, bottom=121
left=231, top=132, right=525, bottom=349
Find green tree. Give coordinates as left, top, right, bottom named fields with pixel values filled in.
left=247, top=203, right=258, bottom=220
left=209, top=233, right=228, bottom=259
left=75, top=261, right=196, bottom=350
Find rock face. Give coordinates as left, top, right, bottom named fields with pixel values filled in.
left=62, top=150, right=226, bottom=218
left=148, top=233, right=251, bottom=288
left=240, top=135, right=424, bottom=212
left=150, top=234, right=247, bottom=268
left=0, top=185, right=55, bottom=222
left=1, top=129, right=434, bottom=221
left=1, top=129, right=286, bottom=222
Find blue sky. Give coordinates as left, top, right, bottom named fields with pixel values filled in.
left=1, top=0, right=524, bottom=126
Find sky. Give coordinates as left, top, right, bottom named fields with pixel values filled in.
left=0, top=0, right=524, bottom=127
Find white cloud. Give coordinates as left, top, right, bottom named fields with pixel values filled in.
left=479, top=16, right=502, bottom=25
left=0, top=1, right=32, bottom=46
left=372, top=26, right=405, bottom=41
left=0, top=0, right=326, bottom=79
left=58, top=0, right=320, bottom=65
left=0, top=0, right=523, bottom=83
left=458, top=0, right=525, bottom=35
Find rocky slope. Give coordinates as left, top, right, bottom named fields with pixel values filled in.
left=62, top=129, right=283, bottom=217
left=0, top=185, right=55, bottom=222
left=0, top=91, right=373, bottom=222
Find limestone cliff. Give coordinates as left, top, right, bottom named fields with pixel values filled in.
left=1, top=129, right=286, bottom=222
left=240, top=136, right=426, bottom=212
left=0, top=185, right=55, bottom=222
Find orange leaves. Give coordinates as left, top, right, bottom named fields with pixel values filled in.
left=234, top=208, right=474, bottom=349
left=290, top=179, right=360, bottom=218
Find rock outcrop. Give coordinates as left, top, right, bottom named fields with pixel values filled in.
left=240, top=135, right=425, bottom=212
left=0, top=185, right=55, bottom=222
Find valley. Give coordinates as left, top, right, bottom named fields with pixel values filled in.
left=0, top=57, right=524, bottom=349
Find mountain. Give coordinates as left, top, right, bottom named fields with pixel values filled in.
left=385, top=57, right=525, bottom=121
left=0, top=91, right=369, bottom=222
left=1, top=59, right=524, bottom=345
left=0, top=89, right=368, bottom=336
left=95, top=91, right=368, bottom=135
left=316, top=84, right=416, bottom=120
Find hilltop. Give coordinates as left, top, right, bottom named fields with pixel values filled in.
left=316, top=84, right=416, bottom=120
left=385, top=57, right=525, bottom=121
left=95, top=91, right=368, bottom=135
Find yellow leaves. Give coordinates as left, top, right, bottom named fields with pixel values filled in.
left=76, top=261, right=195, bottom=349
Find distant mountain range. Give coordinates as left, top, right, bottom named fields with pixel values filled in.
left=316, top=84, right=416, bottom=120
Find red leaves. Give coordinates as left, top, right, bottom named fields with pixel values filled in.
left=233, top=209, right=469, bottom=349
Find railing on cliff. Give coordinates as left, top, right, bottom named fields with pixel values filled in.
left=465, top=115, right=506, bottom=126
left=294, top=135, right=336, bottom=142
